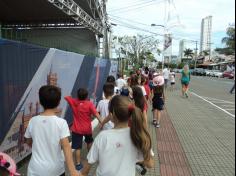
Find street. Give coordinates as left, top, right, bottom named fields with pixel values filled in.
left=166, top=75, right=235, bottom=176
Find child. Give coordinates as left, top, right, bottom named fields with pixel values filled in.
left=81, top=95, right=154, bottom=176
left=141, top=76, right=151, bottom=101
left=132, top=86, right=148, bottom=126
left=24, top=85, right=79, bottom=176
left=65, top=88, right=102, bottom=171
left=152, top=75, right=165, bottom=128
left=0, top=152, right=20, bottom=176
left=170, top=71, right=176, bottom=91
left=97, top=83, right=114, bottom=130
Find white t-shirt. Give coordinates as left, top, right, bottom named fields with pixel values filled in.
left=116, top=78, right=127, bottom=90
left=170, top=73, right=175, bottom=83
left=24, top=115, right=70, bottom=176
left=87, top=128, right=144, bottom=176
left=139, top=86, right=147, bottom=96
left=163, top=68, right=170, bottom=80
left=97, top=99, right=114, bottom=130
left=102, top=86, right=119, bottom=99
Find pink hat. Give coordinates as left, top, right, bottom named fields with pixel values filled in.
left=153, top=75, right=164, bottom=86
left=0, top=152, right=20, bottom=176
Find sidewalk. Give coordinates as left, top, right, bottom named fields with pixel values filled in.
left=165, top=88, right=235, bottom=176
left=78, top=103, right=193, bottom=176
left=18, top=86, right=235, bottom=176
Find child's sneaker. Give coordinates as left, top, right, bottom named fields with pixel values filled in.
left=76, top=163, right=83, bottom=171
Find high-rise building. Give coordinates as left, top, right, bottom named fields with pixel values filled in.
left=179, top=39, right=186, bottom=59
left=200, top=16, right=212, bottom=53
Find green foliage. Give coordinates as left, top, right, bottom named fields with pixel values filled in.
left=215, top=47, right=235, bottom=55
left=222, top=26, right=235, bottom=49
left=169, top=63, right=177, bottom=69
left=184, top=48, right=194, bottom=58
left=177, top=63, right=185, bottom=69
left=215, top=25, right=235, bottom=55
left=114, top=35, right=160, bottom=66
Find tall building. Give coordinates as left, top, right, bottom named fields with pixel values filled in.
left=200, top=16, right=212, bottom=53
left=179, top=39, right=186, bottom=59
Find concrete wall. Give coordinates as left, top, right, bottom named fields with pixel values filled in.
left=2, top=28, right=98, bottom=56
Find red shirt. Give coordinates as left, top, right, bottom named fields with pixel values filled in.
left=144, top=84, right=151, bottom=100
left=65, top=96, right=97, bottom=134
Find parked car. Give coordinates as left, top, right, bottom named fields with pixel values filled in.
left=205, top=70, right=212, bottom=76
left=223, top=71, right=234, bottom=79
left=212, top=70, right=223, bottom=78
left=193, top=68, right=206, bottom=76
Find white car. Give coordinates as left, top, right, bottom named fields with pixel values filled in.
left=212, top=70, right=223, bottom=78
left=205, top=70, right=212, bottom=76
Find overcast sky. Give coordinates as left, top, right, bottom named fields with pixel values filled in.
left=107, top=0, right=235, bottom=57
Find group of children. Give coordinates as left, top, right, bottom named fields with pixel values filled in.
left=1, top=68, right=167, bottom=176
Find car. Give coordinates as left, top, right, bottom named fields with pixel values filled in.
left=223, top=71, right=234, bottom=79
left=212, top=70, right=223, bottom=78
left=205, top=70, right=212, bottom=76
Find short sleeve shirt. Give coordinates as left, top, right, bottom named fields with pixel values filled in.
left=87, top=128, right=143, bottom=176
left=24, top=115, right=70, bottom=176
left=65, top=96, right=97, bottom=134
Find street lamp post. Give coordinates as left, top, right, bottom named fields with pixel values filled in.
left=151, top=24, right=168, bottom=71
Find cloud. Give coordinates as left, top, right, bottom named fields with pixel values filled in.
left=108, top=0, right=235, bottom=55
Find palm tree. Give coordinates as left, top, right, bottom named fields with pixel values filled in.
left=222, top=26, right=235, bottom=50
left=184, top=48, right=194, bottom=59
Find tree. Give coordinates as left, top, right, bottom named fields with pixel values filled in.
left=215, top=25, right=235, bottom=55
left=184, top=48, right=194, bottom=59
left=222, top=25, right=235, bottom=49
left=116, top=35, right=160, bottom=66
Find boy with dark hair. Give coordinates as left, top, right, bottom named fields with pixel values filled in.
left=65, top=88, right=102, bottom=171
left=24, top=85, right=79, bottom=176
left=97, top=83, right=114, bottom=130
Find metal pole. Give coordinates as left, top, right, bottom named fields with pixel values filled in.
left=194, top=41, right=198, bottom=69
left=102, top=0, right=109, bottom=59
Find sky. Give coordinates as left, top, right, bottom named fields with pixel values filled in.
left=107, top=0, right=235, bottom=58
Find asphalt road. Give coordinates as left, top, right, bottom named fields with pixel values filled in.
left=173, top=74, right=235, bottom=116
left=166, top=75, right=235, bottom=176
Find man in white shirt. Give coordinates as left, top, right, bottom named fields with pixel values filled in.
left=162, top=67, right=170, bottom=90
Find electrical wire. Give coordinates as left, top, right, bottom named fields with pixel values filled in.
left=108, top=0, right=158, bottom=12
left=110, top=0, right=164, bottom=14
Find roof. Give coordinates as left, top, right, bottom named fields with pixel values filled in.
left=0, top=0, right=101, bottom=24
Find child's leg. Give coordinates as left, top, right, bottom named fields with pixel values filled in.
left=85, top=135, right=94, bottom=151
left=153, top=109, right=158, bottom=125
left=157, top=110, right=161, bottom=124
left=72, top=132, right=83, bottom=167
left=75, top=149, right=81, bottom=164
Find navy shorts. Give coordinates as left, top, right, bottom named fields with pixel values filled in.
left=72, top=132, right=93, bottom=149
left=152, top=98, right=164, bottom=111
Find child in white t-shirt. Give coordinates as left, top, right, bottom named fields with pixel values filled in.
left=170, top=72, right=176, bottom=91
left=81, top=95, right=154, bottom=176
left=97, top=83, right=114, bottom=130
left=24, top=85, right=79, bottom=176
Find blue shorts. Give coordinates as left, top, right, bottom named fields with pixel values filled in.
left=71, top=132, right=93, bottom=149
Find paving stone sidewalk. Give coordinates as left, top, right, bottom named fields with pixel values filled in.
left=165, top=88, right=235, bottom=176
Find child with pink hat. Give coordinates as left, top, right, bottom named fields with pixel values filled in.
left=0, top=152, right=20, bottom=176
left=152, top=74, right=165, bottom=128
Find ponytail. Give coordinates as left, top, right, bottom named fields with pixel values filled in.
left=130, top=107, right=152, bottom=160
left=109, top=95, right=152, bottom=160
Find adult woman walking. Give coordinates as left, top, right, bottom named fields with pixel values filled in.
left=181, top=65, right=191, bottom=98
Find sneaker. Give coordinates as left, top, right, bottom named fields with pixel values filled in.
left=185, top=92, right=189, bottom=98
left=153, top=120, right=157, bottom=126
left=76, top=163, right=83, bottom=171
left=155, top=123, right=160, bottom=128
left=136, top=163, right=147, bottom=175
